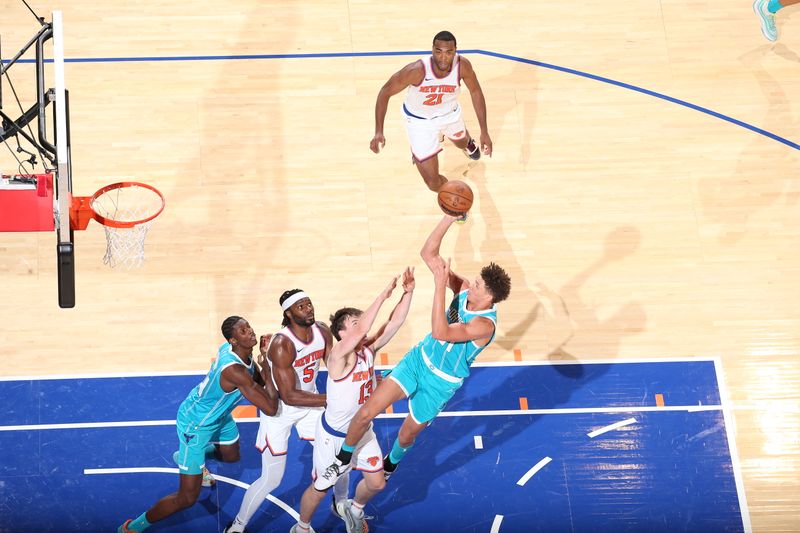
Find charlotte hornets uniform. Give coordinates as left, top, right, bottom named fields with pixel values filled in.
left=174, top=342, right=255, bottom=475
left=387, top=289, right=497, bottom=423
left=402, top=54, right=467, bottom=161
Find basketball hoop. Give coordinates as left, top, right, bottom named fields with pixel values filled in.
left=71, top=182, right=165, bottom=269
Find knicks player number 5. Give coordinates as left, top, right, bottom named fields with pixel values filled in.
left=303, top=367, right=315, bottom=383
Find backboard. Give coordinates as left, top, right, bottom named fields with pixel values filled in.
left=0, top=11, right=75, bottom=307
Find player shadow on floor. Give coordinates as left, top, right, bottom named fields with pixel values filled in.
left=361, top=227, right=646, bottom=525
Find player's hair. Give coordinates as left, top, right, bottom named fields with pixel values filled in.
left=433, top=30, right=456, bottom=47
left=279, top=289, right=305, bottom=326
left=329, top=307, right=363, bottom=341
left=481, top=263, right=511, bottom=304
left=221, top=315, right=244, bottom=340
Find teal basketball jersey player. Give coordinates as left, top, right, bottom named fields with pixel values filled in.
left=316, top=214, right=511, bottom=490
left=119, top=316, right=279, bottom=533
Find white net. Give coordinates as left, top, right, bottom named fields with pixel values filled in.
left=90, top=183, right=164, bottom=269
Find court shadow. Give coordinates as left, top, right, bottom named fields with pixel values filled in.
left=696, top=45, right=798, bottom=244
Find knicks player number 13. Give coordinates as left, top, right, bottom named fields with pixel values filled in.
left=358, top=380, right=374, bottom=405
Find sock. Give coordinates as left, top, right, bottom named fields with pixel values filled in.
left=296, top=520, right=311, bottom=532
left=351, top=500, right=365, bottom=519
left=336, top=443, right=355, bottom=464
left=388, top=438, right=413, bottom=465
left=234, top=452, right=287, bottom=525
left=127, top=512, right=151, bottom=532
left=225, top=517, right=246, bottom=533
left=333, top=471, right=350, bottom=504
left=768, top=0, right=783, bottom=13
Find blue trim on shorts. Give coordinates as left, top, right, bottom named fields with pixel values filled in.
left=402, top=103, right=427, bottom=120
left=321, top=412, right=347, bottom=438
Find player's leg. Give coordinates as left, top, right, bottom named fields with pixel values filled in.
left=345, top=428, right=386, bottom=529
left=414, top=155, right=448, bottom=192
left=214, top=415, right=242, bottom=462
left=225, top=415, right=293, bottom=533
left=120, top=429, right=207, bottom=533
left=382, top=414, right=427, bottom=480
left=441, top=110, right=479, bottom=160
left=384, top=366, right=463, bottom=478
left=346, top=377, right=407, bottom=448
left=404, top=113, right=448, bottom=191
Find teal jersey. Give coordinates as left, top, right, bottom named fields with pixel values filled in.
left=418, top=289, right=497, bottom=379
left=177, top=342, right=255, bottom=429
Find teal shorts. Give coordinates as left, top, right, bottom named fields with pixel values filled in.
left=386, top=346, right=463, bottom=424
left=174, top=413, right=239, bottom=475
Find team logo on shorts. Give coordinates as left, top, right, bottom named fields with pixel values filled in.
left=367, top=456, right=380, bottom=467
left=183, top=433, right=196, bottom=444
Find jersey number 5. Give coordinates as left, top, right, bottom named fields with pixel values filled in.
left=302, top=366, right=315, bottom=383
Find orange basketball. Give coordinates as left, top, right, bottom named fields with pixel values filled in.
left=437, top=180, right=474, bottom=216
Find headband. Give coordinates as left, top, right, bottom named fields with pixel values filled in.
left=281, top=291, right=309, bottom=311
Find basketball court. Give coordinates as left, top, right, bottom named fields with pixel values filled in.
left=1, top=1, right=798, bottom=532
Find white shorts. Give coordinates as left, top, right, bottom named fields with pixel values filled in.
left=311, top=412, right=384, bottom=479
left=402, top=104, right=467, bottom=162
left=255, top=405, right=323, bottom=456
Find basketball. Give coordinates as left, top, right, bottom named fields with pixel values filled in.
left=437, top=180, right=474, bottom=216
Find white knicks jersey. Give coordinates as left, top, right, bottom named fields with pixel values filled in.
left=323, top=346, right=376, bottom=432
left=266, top=323, right=326, bottom=417
left=402, top=54, right=461, bottom=120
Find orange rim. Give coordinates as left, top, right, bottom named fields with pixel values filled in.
left=90, top=181, right=165, bottom=228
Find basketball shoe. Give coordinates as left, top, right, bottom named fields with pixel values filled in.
left=753, top=0, right=778, bottom=41
left=464, top=138, right=481, bottom=160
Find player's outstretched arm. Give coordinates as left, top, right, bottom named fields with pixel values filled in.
left=332, top=276, right=397, bottom=357
left=460, top=57, right=492, bottom=156
left=269, top=334, right=327, bottom=407
left=221, top=364, right=278, bottom=416
left=371, top=60, right=425, bottom=154
left=430, top=258, right=494, bottom=343
left=368, top=266, right=415, bottom=352
left=421, top=215, right=469, bottom=291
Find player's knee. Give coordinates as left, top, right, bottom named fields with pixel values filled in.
left=365, top=474, right=386, bottom=493
left=219, top=443, right=241, bottom=462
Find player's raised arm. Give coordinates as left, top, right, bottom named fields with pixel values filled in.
left=329, top=275, right=398, bottom=364
left=368, top=266, right=415, bottom=352
left=430, top=258, right=494, bottom=343
left=420, top=215, right=469, bottom=292
left=270, top=334, right=327, bottom=407
left=460, top=56, right=492, bottom=157
left=371, top=60, right=425, bottom=154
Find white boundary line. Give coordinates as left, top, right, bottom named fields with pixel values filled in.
left=0, top=357, right=719, bottom=381
left=713, top=357, right=752, bottom=533
left=490, top=514, right=504, bottom=533
left=516, top=456, right=552, bottom=486
left=84, top=467, right=298, bottom=519
left=0, top=405, right=723, bottom=432
left=587, top=417, right=637, bottom=438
